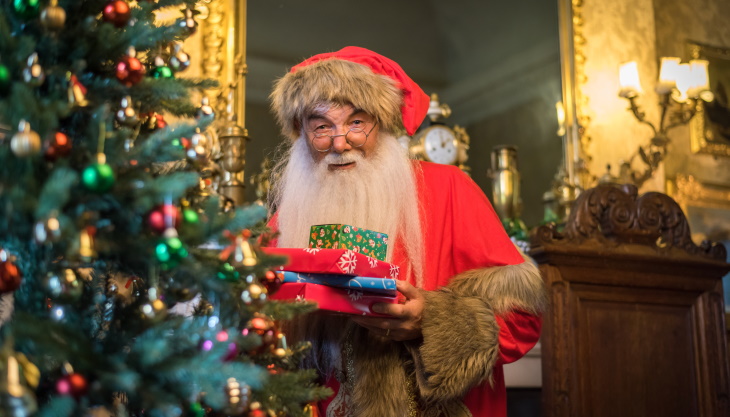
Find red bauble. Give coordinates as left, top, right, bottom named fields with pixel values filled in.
left=102, top=0, right=131, bottom=28
left=248, top=410, right=266, bottom=417
left=262, top=270, right=283, bottom=293
left=0, top=251, right=22, bottom=294
left=45, top=132, right=73, bottom=161
left=116, top=56, right=145, bottom=86
left=147, top=204, right=181, bottom=234
left=56, top=373, right=88, bottom=398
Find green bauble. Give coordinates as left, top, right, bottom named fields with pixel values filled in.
left=189, top=402, right=205, bottom=417
left=0, top=65, right=10, bottom=95
left=151, top=65, right=174, bottom=79
left=82, top=162, right=115, bottom=192
left=155, top=236, right=188, bottom=269
left=217, top=262, right=240, bottom=282
left=182, top=208, right=199, bottom=224
left=13, top=0, right=41, bottom=19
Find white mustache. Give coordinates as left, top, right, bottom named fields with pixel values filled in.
left=321, top=152, right=363, bottom=165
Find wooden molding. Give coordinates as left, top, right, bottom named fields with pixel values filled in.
left=531, top=183, right=727, bottom=261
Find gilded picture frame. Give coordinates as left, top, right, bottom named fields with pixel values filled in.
left=194, top=0, right=247, bottom=125
left=689, top=41, right=730, bottom=158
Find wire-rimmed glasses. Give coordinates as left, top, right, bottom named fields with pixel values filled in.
left=309, top=121, right=378, bottom=152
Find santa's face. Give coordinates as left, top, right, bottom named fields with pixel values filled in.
left=304, top=104, right=380, bottom=170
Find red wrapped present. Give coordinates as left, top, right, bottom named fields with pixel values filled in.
left=270, top=282, right=398, bottom=317
left=262, top=248, right=400, bottom=279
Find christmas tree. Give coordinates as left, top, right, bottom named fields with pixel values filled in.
left=0, top=1, right=327, bottom=415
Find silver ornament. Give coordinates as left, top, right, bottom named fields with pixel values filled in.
left=22, top=53, right=45, bottom=87
left=179, top=7, right=197, bottom=34
left=116, top=96, right=139, bottom=127
left=195, top=97, right=215, bottom=121
left=33, top=216, right=61, bottom=243
left=168, top=43, right=190, bottom=72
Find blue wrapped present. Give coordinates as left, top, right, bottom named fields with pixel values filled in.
left=280, top=271, right=397, bottom=296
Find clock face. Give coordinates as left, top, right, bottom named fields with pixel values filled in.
left=423, top=126, right=458, bottom=165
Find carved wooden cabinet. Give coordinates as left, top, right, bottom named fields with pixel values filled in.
left=529, top=184, right=730, bottom=417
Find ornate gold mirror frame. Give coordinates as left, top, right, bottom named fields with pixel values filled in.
left=196, top=0, right=246, bottom=124
left=688, top=41, right=730, bottom=158
left=557, top=0, right=591, bottom=191
left=193, top=0, right=248, bottom=206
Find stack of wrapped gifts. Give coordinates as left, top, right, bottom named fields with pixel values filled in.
left=267, top=224, right=399, bottom=317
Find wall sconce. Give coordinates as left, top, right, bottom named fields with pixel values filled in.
left=616, top=57, right=714, bottom=187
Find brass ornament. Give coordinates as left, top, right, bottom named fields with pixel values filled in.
left=40, top=0, right=66, bottom=31
left=67, top=72, right=89, bottom=108
left=10, top=120, right=41, bottom=157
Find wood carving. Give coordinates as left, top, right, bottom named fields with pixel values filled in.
left=532, top=184, right=730, bottom=417
left=531, top=183, right=727, bottom=261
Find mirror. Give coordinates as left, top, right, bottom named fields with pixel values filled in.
left=559, top=0, right=730, bottom=191
left=239, top=0, right=563, bottom=227
left=558, top=0, right=730, bottom=307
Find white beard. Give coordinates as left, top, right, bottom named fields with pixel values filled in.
left=269, top=133, right=424, bottom=286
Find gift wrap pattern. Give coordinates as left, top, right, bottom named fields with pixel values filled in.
left=263, top=248, right=400, bottom=279
left=271, top=282, right=397, bottom=317
left=309, top=224, right=388, bottom=261
left=280, top=271, right=397, bottom=296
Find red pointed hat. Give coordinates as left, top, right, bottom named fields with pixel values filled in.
left=270, top=46, right=430, bottom=139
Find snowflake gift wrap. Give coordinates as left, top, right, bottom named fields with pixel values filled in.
left=263, top=248, right=401, bottom=316
left=262, top=248, right=399, bottom=278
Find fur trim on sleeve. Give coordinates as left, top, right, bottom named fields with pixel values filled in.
left=408, top=259, right=547, bottom=404
left=448, top=258, right=547, bottom=315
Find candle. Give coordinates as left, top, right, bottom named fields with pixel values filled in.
left=619, top=61, right=643, bottom=98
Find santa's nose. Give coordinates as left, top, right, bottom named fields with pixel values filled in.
left=330, top=134, right=352, bottom=153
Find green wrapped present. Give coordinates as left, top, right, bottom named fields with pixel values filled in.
left=309, top=224, right=388, bottom=261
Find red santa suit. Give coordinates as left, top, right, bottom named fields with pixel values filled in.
left=269, top=161, right=546, bottom=417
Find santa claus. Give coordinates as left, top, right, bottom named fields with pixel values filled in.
left=267, top=46, right=547, bottom=417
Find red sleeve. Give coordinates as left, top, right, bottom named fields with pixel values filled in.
left=261, top=213, right=279, bottom=247
left=495, top=310, right=542, bottom=364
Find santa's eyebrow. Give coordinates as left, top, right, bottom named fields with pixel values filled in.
left=306, top=113, right=327, bottom=121
left=306, top=107, right=368, bottom=121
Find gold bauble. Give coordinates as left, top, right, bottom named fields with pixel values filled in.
left=40, top=0, right=66, bottom=31
left=10, top=120, right=41, bottom=157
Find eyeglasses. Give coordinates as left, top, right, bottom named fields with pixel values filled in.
left=309, top=121, right=378, bottom=152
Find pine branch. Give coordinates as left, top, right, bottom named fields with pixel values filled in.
left=35, top=396, right=76, bottom=417
left=35, top=167, right=79, bottom=219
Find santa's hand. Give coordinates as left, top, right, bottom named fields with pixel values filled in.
left=351, top=280, right=424, bottom=341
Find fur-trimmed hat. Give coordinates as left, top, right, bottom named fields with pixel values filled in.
left=270, top=46, right=429, bottom=140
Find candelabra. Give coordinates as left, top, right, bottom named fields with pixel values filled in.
left=616, top=57, right=714, bottom=187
